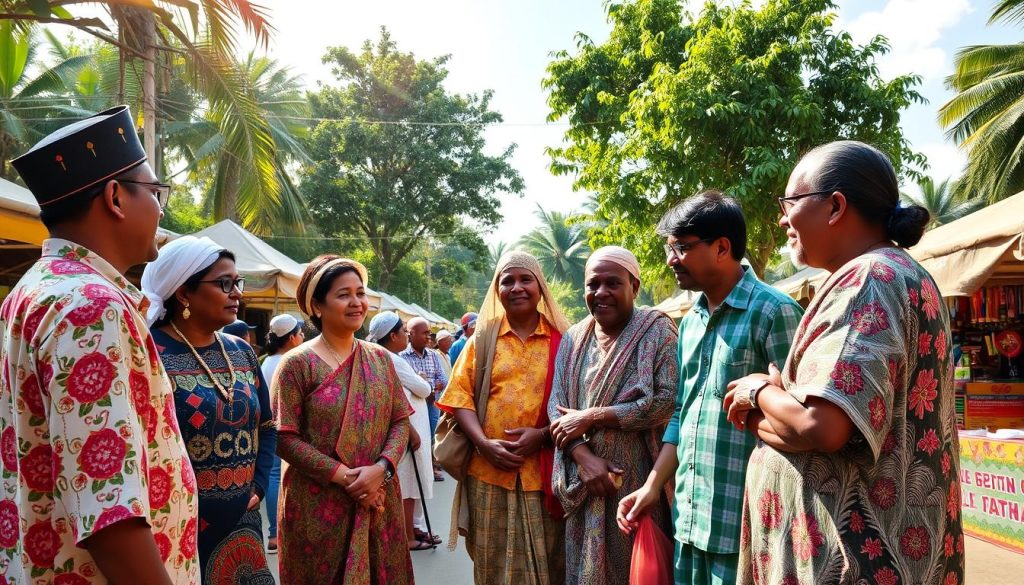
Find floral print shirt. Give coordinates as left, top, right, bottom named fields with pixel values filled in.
left=738, top=248, right=964, bottom=585
left=0, top=239, right=199, bottom=584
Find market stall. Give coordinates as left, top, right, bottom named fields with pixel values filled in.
left=908, top=191, right=1024, bottom=553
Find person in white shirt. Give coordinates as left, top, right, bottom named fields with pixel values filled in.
left=367, top=311, right=438, bottom=550
left=259, top=314, right=305, bottom=553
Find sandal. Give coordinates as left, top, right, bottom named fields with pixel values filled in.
left=415, top=529, right=442, bottom=545
left=409, top=540, right=435, bottom=551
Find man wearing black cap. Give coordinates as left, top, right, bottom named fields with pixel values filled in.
left=0, top=107, right=198, bottom=584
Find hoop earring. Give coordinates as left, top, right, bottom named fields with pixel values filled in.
left=182, top=302, right=191, bottom=320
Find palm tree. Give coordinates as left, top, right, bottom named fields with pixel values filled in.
left=900, top=177, right=983, bottom=228
left=0, top=2, right=299, bottom=235
left=939, top=0, right=1024, bottom=202
left=518, top=204, right=590, bottom=288
left=0, top=22, right=93, bottom=179
left=487, top=241, right=511, bottom=268
left=163, top=52, right=309, bottom=232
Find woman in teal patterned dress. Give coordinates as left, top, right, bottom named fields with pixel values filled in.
left=142, top=236, right=277, bottom=585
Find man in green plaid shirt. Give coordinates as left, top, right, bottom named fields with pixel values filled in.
left=616, top=191, right=803, bottom=584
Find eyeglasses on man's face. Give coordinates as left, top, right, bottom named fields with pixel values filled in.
left=120, top=179, right=171, bottom=209
left=777, top=189, right=836, bottom=217
left=198, top=276, right=245, bottom=294
left=664, top=237, right=715, bottom=260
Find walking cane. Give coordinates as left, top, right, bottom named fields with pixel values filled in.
left=409, top=441, right=437, bottom=549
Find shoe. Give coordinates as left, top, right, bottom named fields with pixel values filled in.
left=409, top=540, right=435, bottom=551
left=415, top=529, right=442, bottom=545
left=267, top=537, right=278, bottom=554
left=433, top=472, right=445, bottom=482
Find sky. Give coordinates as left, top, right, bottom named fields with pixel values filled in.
left=237, top=0, right=1019, bottom=246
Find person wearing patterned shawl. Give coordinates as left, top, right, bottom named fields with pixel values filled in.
left=141, top=236, right=276, bottom=585
left=437, top=251, right=571, bottom=585
left=548, top=246, right=679, bottom=585
left=273, top=255, right=414, bottom=585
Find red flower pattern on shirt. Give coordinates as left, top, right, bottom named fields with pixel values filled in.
left=875, top=567, right=900, bottom=585
left=0, top=239, right=198, bottom=583
left=849, top=511, right=865, bottom=534
left=900, top=526, right=930, bottom=561
left=852, top=302, right=890, bottom=336
left=917, top=429, right=940, bottom=455
left=78, top=428, right=127, bottom=479
left=759, top=490, right=783, bottom=530
left=24, top=521, right=60, bottom=567
left=21, top=444, right=54, bottom=491
left=909, top=369, right=939, bottom=419
left=790, top=513, right=825, bottom=562
left=861, top=537, right=883, bottom=560
left=66, top=352, right=115, bottom=403
left=831, top=361, right=864, bottom=395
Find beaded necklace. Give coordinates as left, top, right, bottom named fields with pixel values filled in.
left=170, top=320, right=237, bottom=403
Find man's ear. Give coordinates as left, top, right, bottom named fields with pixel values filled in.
left=100, top=180, right=128, bottom=220
left=828, top=191, right=849, bottom=226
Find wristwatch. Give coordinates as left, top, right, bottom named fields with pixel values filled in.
left=749, top=380, right=771, bottom=410
left=375, top=458, right=394, bottom=483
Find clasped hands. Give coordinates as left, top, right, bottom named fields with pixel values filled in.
left=332, top=464, right=387, bottom=512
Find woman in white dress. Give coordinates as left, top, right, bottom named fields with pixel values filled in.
left=366, top=311, right=436, bottom=550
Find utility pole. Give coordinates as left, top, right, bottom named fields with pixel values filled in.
left=425, top=240, right=433, bottom=311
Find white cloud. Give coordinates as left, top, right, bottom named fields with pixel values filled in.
left=917, top=141, right=967, bottom=180
left=836, top=0, right=972, bottom=82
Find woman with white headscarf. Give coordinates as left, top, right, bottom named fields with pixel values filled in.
left=141, top=236, right=276, bottom=585
left=437, top=251, right=571, bottom=585
left=547, top=246, right=678, bottom=585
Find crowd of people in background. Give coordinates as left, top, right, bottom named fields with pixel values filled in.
left=0, top=104, right=964, bottom=585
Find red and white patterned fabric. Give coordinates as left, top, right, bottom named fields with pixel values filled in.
left=0, top=239, right=199, bottom=584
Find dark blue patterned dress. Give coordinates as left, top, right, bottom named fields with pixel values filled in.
left=152, top=328, right=277, bottom=585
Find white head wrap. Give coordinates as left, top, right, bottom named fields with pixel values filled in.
left=436, top=329, right=452, bottom=342
left=141, top=236, right=225, bottom=327
left=366, top=311, right=402, bottom=343
left=586, top=245, right=642, bottom=283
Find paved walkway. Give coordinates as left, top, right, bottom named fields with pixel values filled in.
left=261, top=474, right=1024, bottom=583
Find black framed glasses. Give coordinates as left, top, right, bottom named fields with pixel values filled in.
left=664, top=237, right=715, bottom=260
left=778, top=188, right=836, bottom=217
left=197, top=276, right=245, bottom=294
left=119, top=179, right=171, bottom=209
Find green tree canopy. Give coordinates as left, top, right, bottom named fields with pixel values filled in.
left=544, top=0, right=926, bottom=278
left=301, top=28, right=524, bottom=290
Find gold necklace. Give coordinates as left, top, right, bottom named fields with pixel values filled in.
left=320, top=335, right=348, bottom=366
left=170, top=320, right=237, bottom=403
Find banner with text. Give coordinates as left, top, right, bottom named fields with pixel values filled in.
left=959, top=435, right=1024, bottom=554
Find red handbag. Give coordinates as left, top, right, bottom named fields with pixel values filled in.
left=629, top=516, right=674, bottom=585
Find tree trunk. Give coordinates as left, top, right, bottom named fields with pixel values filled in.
left=142, top=14, right=157, bottom=165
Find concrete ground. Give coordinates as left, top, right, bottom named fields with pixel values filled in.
left=262, top=475, right=1023, bottom=583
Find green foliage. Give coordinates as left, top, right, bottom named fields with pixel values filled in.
left=544, top=0, right=926, bottom=279
left=0, top=22, right=94, bottom=179
left=940, top=0, right=1024, bottom=203
left=163, top=51, right=310, bottom=234
left=160, top=190, right=213, bottom=234
left=301, top=28, right=524, bottom=290
left=546, top=279, right=589, bottom=324
left=518, top=205, right=591, bottom=289
left=900, top=177, right=983, bottom=228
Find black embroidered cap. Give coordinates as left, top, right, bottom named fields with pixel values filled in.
left=11, top=105, right=147, bottom=207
